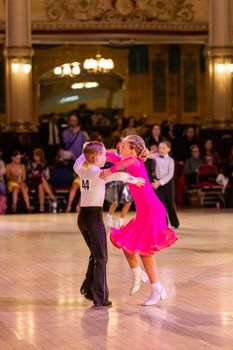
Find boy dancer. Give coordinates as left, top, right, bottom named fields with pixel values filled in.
left=74, top=141, right=145, bottom=308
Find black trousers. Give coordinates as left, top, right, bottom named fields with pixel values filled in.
left=156, top=180, right=180, bottom=228
left=78, top=207, right=109, bottom=304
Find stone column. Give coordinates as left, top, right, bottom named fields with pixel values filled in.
left=4, top=0, right=34, bottom=131
left=206, top=0, right=233, bottom=127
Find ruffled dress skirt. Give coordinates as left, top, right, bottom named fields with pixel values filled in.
left=110, top=185, right=177, bottom=256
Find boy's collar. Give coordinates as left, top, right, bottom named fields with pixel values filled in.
left=159, top=153, right=169, bottom=158
left=87, top=163, right=100, bottom=170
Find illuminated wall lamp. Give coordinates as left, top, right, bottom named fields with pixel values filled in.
left=11, top=62, right=32, bottom=74
left=215, top=63, right=233, bottom=74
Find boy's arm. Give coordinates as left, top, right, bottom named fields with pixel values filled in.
left=105, top=172, right=145, bottom=186
left=73, top=153, right=86, bottom=175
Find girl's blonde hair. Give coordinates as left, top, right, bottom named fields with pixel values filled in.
left=33, top=148, right=45, bottom=163
left=83, top=141, right=104, bottom=163
left=124, top=135, right=149, bottom=162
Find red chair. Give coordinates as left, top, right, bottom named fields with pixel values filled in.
left=197, top=165, right=224, bottom=207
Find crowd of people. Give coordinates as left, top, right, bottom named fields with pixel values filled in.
left=0, top=106, right=233, bottom=215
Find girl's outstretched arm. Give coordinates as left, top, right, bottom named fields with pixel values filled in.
left=101, top=156, right=136, bottom=178
left=106, top=151, right=121, bottom=164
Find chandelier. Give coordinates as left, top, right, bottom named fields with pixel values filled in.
left=53, top=62, right=81, bottom=77
left=71, top=82, right=99, bottom=89
left=83, top=53, right=114, bottom=73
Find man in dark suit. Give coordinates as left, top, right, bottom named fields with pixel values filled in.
left=39, top=113, right=61, bottom=164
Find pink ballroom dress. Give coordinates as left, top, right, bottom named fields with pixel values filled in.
left=106, top=153, right=177, bottom=256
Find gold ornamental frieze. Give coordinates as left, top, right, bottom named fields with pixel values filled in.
left=44, top=0, right=194, bottom=23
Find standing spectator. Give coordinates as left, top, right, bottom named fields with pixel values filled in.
left=176, top=126, right=199, bottom=162
left=184, top=145, right=203, bottom=185
left=39, top=113, right=61, bottom=164
left=6, top=151, right=32, bottom=213
left=192, top=116, right=202, bottom=137
left=149, top=141, right=179, bottom=229
left=145, top=124, right=162, bottom=149
left=137, top=116, right=149, bottom=138
left=62, top=113, right=87, bottom=159
left=12, top=133, right=32, bottom=165
left=121, top=117, right=138, bottom=138
left=161, top=113, right=181, bottom=142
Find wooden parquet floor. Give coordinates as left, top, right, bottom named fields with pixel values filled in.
left=0, top=209, right=232, bottom=350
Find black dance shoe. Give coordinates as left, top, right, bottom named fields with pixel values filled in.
left=80, top=288, right=94, bottom=301
left=93, top=300, right=112, bottom=309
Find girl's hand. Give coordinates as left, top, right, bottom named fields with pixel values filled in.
left=100, top=169, right=112, bottom=179
left=152, top=180, right=160, bottom=189
left=135, top=177, right=146, bottom=187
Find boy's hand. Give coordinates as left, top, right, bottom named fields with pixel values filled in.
left=106, top=148, right=118, bottom=154
left=152, top=180, right=161, bottom=189
left=100, top=169, right=111, bottom=179
left=135, top=177, right=146, bottom=187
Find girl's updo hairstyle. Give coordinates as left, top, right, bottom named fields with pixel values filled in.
left=124, top=135, right=149, bottom=162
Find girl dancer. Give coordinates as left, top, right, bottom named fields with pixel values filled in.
left=101, top=135, right=177, bottom=306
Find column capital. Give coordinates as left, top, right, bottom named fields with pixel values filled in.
left=3, top=47, right=34, bottom=59
left=205, top=46, right=233, bottom=59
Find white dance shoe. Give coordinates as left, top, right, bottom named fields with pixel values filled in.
left=130, top=270, right=149, bottom=295
left=106, top=214, right=113, bottom=227
left=141, top=287, right=167, bottom=306
left=116, top=217, right=124, bottom=228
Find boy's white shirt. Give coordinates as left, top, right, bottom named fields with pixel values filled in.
left=148, top=152, right=174, bottom=186
left=73, top=154, right=138, bottom=207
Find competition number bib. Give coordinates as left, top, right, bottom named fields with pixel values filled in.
left=81, top=178, right=92, bottom=192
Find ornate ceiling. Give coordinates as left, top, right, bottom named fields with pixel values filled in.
left=0, top=0, right=209, bottom=44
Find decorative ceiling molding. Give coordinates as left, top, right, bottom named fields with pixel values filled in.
left=44, top=0, right=195, bottom=23
left=32, top=21, right=207, bottom=31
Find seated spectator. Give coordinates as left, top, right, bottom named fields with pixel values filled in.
left=184, top=145, right=203, bottom=185
left=204, top=154, right=214, bottom=166
left=6, top=151, right=32, bottom=213
left=50, top=149, right=74, bottom=189
left=27, top=148, right=56, bottom=213
left=202, top=139, right=221, bottom=168
left=221, top=146, right=233, bottom=206
left=145, top=124, right=162, bottom=149
left=65, top=176, right=81, bottom=213
left=197, top=154, right=218, bottom=184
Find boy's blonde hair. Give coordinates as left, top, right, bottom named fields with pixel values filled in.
left=159, top=140, right=171, bottom=149
left=124, top=135, right=148, bottom=162
left=83, top=141, right=105, bottom=164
